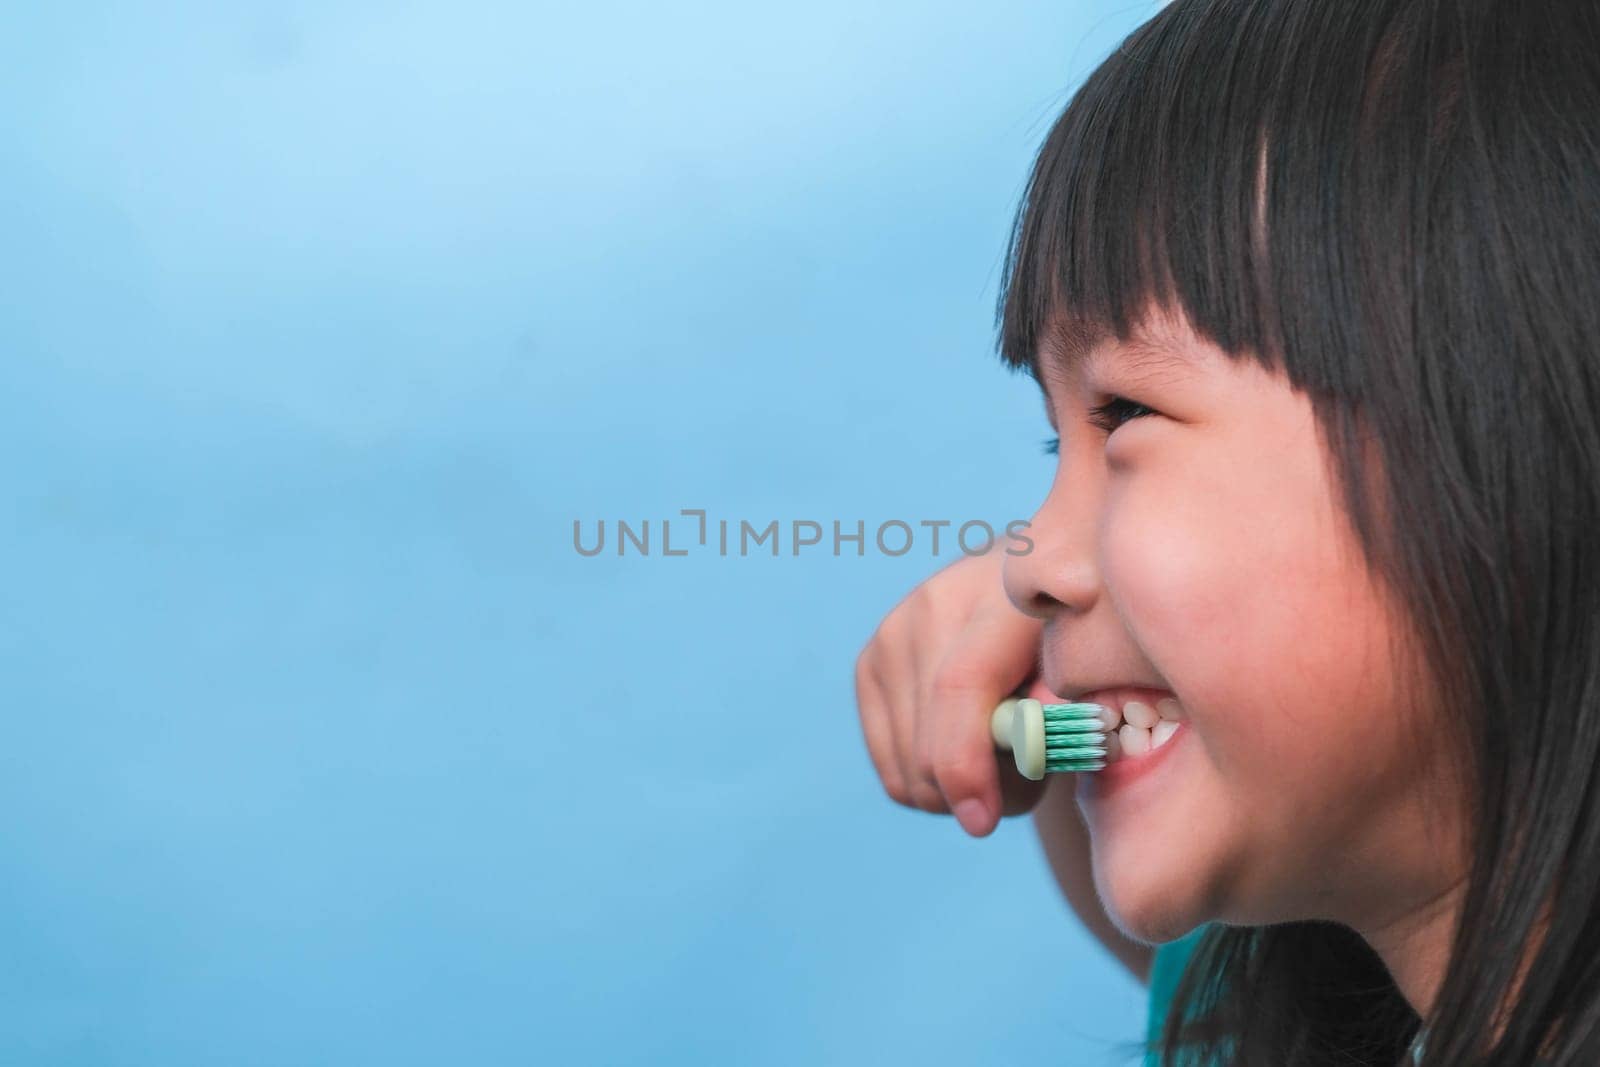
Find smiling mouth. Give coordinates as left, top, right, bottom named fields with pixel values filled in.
left=1061, top=685, right=1186, bottom=763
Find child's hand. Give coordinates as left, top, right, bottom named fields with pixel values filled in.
left=854, top=545, right=1053, bottom=837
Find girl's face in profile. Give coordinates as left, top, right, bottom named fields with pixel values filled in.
left=1003, top=304, right=1467, bottom=947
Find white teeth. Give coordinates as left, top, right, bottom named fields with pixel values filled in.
left=1104, top=708, right=1184, bottom=763
left=1090, top=695, right=1188, bottom=763
left=1151, top=719, right=1180, bottom=749
left=1123, top=700, right=1158, bottom=729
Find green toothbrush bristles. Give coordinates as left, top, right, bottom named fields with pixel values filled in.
left=1042, top=702, right=1109, bottom=772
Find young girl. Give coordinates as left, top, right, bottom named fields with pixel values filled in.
left=852, top=1, right=1600, bottom=1062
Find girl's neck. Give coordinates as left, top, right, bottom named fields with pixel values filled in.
left=1358, top=876, right=1463, bottom=1017
left=1361, top=879, right=1550, bottom=1049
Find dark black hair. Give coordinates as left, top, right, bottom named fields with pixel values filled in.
left=995, top=0, right=1600, bottom=1062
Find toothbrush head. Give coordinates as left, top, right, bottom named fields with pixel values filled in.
left=990, top=698, right=1108, bottom=779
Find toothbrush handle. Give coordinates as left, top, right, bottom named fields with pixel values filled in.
left=991, top=697, right=1048, bottom=780
left=991, top=698, right=1019, bottom=749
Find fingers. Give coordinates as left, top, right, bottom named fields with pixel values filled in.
left=853, top=549, right=1047, bottom=837
left=855, top=616, right=913, bottom=807
left=917, top=598, right=1042, bottom=837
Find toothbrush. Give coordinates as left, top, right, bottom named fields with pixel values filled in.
left=990, top=698, right=1109, bottom=778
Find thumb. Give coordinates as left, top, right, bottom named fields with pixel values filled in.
left=927, top=602, right=1042, bottom=837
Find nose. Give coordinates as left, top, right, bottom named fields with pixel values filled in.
left=1002, top=458, right=1104, bottom=620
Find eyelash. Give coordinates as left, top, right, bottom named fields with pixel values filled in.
left=1040, top=396, right=1157, bottom=456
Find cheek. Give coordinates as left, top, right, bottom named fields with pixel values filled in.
left=1100, top=460, right=1415, bottom=808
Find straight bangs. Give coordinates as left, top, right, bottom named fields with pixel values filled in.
left=998, top=0, right=1457, bottom=401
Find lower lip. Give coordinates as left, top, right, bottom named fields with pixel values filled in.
left=1023, top=677, right=1061, bottom=704
left=1077, top=721, right=1190, bottom=799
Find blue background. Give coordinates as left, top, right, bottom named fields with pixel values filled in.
left=1, top=2, right=1165, bottom=1063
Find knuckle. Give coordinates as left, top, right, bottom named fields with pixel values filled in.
left=873, top=610, right=907, bottom=647
left=916, top=581, right=951, bottom=621
left=929, top=658, right=985, bottom=703
left=853, top=644, right=878, bottom=697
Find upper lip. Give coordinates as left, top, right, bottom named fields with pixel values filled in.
left=1047, top=679, right=1174, bottom=707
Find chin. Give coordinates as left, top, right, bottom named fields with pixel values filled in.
left=1089, top=832, right=1213, bottom=945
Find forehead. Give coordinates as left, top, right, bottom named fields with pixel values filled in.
left=1038, top=311, right=1206, bottom=388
